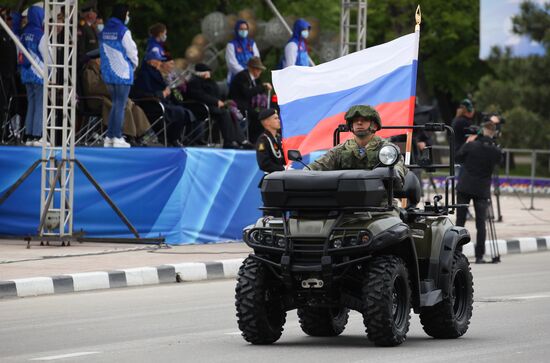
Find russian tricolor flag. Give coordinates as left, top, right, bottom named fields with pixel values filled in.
left=272, top=31, right=419, bottom=156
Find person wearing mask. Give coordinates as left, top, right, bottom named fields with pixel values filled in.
left=20, top=5, right=50, bottom=146
left=95, top=16, right=104, bottom=33
left=282, top=18, right=311, bottom=68
left=225, top=19, right=260, bottom=83
left=186, top=63, right=252, bottom=149
left=145, top=23, right=168, bottom=62
left=229, top=56, right=272, bottom=143
left=99, top=3, right=138, bottom=148
left=255, top=108, right=285, bottom=173
left=77, top=1, right=99, bottom=68
left=455, top=121, right=501, bottom=264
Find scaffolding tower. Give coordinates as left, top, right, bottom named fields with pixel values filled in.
left=39, top=0, right=77, bottom=240
left=340, top=0, right=367, bottom=56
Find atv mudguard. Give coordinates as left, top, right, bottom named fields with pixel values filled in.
left=428, top=226, right=470, bottom=295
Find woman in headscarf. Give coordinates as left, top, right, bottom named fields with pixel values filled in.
left=20, top=4, right=50, bottom=146
left=225, top=19, right=260, bottom=82
left=282, top=18, right=311, bottom=68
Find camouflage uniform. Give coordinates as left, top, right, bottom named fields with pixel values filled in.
left=308, top=135, right=407, bottom=189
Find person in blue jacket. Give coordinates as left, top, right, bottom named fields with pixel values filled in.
left=225, top=19, right=260, bottom=82
left=282, top=18, right=311, bottom=68
left=145, top=23, right=168, bottom=62
left=132, top=51, right=201, bottom=147
left=20, top=4, right=50, bottom=147
left=99, top=4, right=138, bottom=148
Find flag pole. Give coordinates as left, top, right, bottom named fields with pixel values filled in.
left=403, top=5, right=421, bottom=207
left=405, top=5, right=421, bottom=166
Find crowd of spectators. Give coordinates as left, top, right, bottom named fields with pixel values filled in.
left=0, top=1, right=313, bottom=149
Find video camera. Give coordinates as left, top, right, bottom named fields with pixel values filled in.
left=465, top=112, right=505, bottom=138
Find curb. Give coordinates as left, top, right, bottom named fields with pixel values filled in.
left=1, top=236, right=549, bottom=300
left=0, top=258, right=245, bottom=299
left=462, top=236, right=550, bottom=257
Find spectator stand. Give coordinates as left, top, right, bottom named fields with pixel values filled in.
left=0, top=1, right=164, bottom=247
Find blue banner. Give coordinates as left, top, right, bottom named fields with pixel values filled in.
left=0, top=146, right=263, bottom=244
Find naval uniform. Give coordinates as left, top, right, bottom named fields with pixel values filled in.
left=256, top=131, right=285, bottom=173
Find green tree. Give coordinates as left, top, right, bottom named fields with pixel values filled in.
left=5, top=0, right=487, bottom=121
left=367, top=0, right=487, bottom=121
left=475, top=1, right=550, bottom=149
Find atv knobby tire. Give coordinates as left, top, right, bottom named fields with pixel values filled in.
left=362, top=255, right=411, bottom=346
left=297, top=307, right=350, bottom=337
left=420, top=251, right=473, bottom=338
left=235, top=257, right=286, bottom=344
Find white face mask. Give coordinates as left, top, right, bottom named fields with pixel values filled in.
left=125, top=15, right=130, bottom=25
left=97, top=24, right=104, bottom=32
left=301, top=30, right=309, bottom=39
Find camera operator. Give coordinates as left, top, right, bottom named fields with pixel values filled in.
left=455, top=121, right=502, bottom=264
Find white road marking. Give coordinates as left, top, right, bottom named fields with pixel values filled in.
left=30, top=351, right=101, bottom=361
left=479, top=292, right=550, bottom=302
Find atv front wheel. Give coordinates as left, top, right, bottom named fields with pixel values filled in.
left=298, top=307, right=349, bottom=337
left=362, top=255, right=411, bottom=346
left=235, top=257, right=286, bottom=344
left=420, top=251, right=473, bottom=338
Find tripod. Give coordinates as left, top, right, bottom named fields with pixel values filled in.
left=486, top=197, right=501, bottom=263
left=492, top=167, right=503, bottom=222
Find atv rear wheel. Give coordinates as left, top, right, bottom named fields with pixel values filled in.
left=235, top=257, right=286, bottom=344
left=362, top=255, right=411, bottom=346
left=297, top=307, right=349, bottom=337
left=420, top=251, right=473, bottom=338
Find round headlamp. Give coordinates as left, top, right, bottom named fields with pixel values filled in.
left=378, top=145, right=400, bottom=166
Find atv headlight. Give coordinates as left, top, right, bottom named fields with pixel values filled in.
left=356, top=230, right=372, bottom=246
left=331, top=230, right=372, bottom=248
left=378, top=144, right=400, bottom=166
left=248, top=230, right=261, bottom=244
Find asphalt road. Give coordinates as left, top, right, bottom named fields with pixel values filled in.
left=1, top=252, right=550, bottom=363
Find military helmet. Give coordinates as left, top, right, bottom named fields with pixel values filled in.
left=344, top=105, right=381, bottom=131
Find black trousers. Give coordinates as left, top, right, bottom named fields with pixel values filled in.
left=245, top=108, right=261, bottom=144
left=456, top=191, right=489, bottom=259
left=210, top=108, right=245, bottom=147
left=163, top=103, right=203, bottom=145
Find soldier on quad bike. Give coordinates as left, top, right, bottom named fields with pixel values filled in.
left=236, top=104, right=474, bottom=347
left=308, top=105, right=407, bottom=189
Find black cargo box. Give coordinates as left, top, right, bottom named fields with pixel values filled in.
left=261, top=169, right=391, bottom=209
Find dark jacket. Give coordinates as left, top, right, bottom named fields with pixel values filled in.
left=186, top=75, right=221, bottom=108
left=132, top=63, right=166, bottom=99
left=451, top=115, right=473, bottom=152
left=229, top=69, right=265, bottom=112
left=256, top=131, right=285, bottom=173
left=456, top=135, right=501, bottom=198
left=0, top=27, right=17, bottom=77
left=77, top=22, right=98, bottom=65
left=0, top=24, right=18, bottom=112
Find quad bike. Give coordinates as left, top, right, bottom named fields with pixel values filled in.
left=235, top=123, right=473, bottom=346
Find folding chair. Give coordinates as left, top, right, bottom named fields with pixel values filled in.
left=180, top=100, right=213, bottom=146
left=1, top=94, right=26, bottom=144
left=132, top=97, right=168, bottom=147
left=75, top=95, right=106, bottom=145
